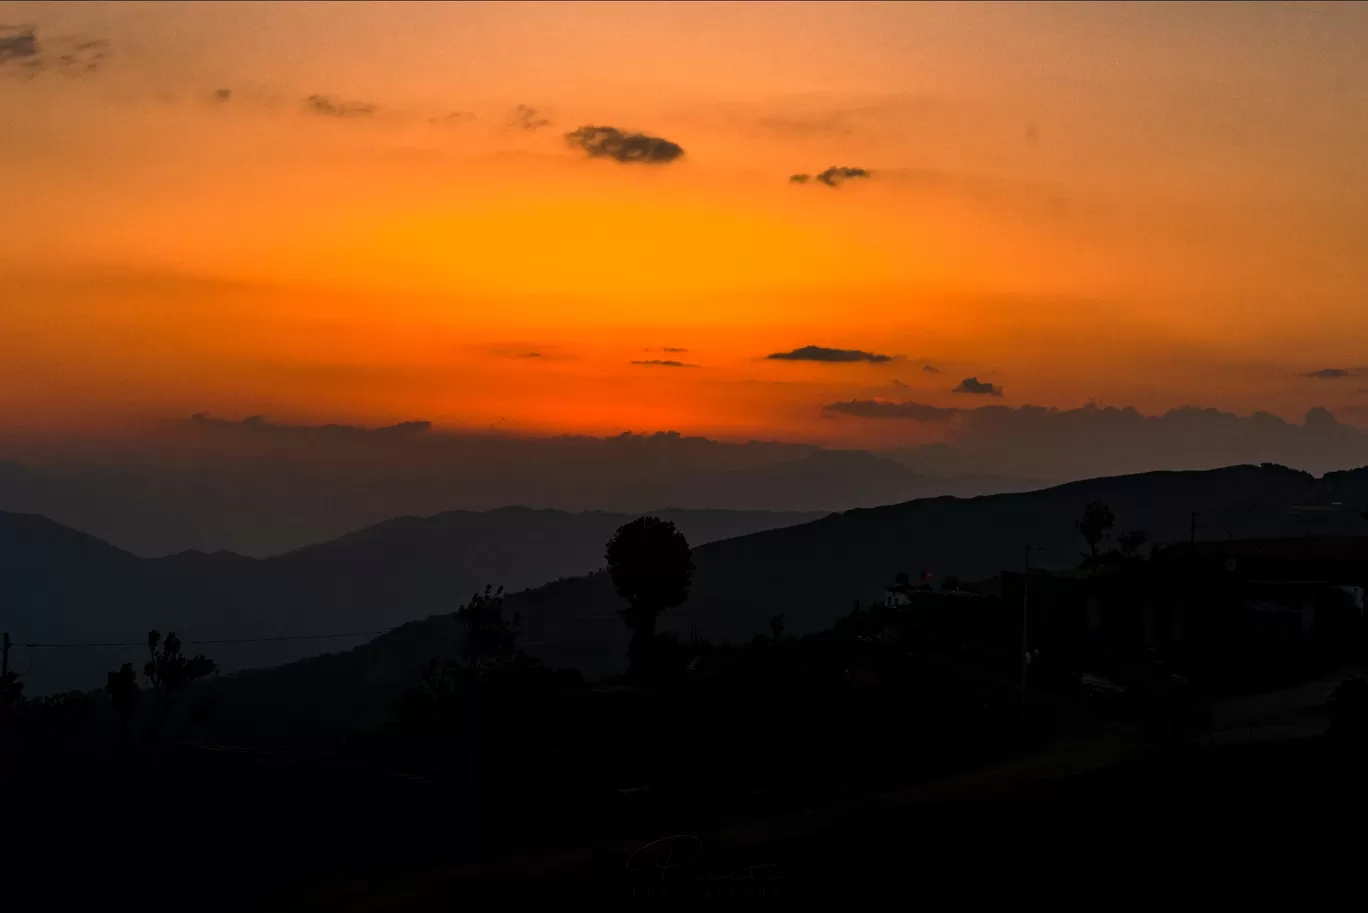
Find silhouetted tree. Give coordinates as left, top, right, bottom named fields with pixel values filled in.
left=142, top=631, right=216, bottom=741
left=770, top=614, right=785, bottom=641
left=1118, top=530, right=1148, bottom=559
left=457, top=586, right=519, bottom=672
left=382, top=588, right=531, bottom=784
left=606, top=517, right=694, bottom=682
left=1077, top=501, right=1115, bottom=567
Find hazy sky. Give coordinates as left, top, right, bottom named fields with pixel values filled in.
left=4, top=1, right=1368, bottom=447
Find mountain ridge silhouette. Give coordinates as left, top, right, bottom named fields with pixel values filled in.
left=6, top=463, right=1368, bottom=699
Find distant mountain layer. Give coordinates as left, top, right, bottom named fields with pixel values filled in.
left=7, top=464, right=1368, bottom=699
left=0, top=449, right=1029, bottom=557
left=0, top=506, right=820, bottom=694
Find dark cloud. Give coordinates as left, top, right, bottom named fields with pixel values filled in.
left=0, top=26, right=108, bottom=76
left=819, top=166, right=872, bottom=187
left=0, top=25, right=37, bottom=64
left=662, top=347, right=688, bottom=353
left=922, top=364, right=941, bottom=374
left=212, top=87, right=232, bottom=102
left=766, top=345, right=893, bottom=364
left=817, top=166, right=870, bottom=187
left=305, top=94, right=377, bottom=118
left=890, top=379, right=910, bottom=390
left=953, top=377, right=1003, bottom=397
left=824, top=400, right=960, bottom=421
left=489, top=346, right=570, bottom=361
left=789, top=167, right=872, bottom=188
left=1301, top=368, right=1355, bottom=379
left=512, top=104, right=551, bottom=130
left=53, top=38, right=110, bottom=75
left=565, top=125, right=684, bottom=164
left=189, top=413, right=430, bottom=437
left=632, top=360, right=699, bottom=368
left=375, top=420, right=432, bottom=435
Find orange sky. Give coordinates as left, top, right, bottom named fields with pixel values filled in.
left=4, top=1, right=1368, bottom=446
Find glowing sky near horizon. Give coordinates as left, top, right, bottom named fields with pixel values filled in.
left=3, top=1, right=1368, bottom=446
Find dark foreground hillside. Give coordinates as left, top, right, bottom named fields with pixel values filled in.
left=11, top=733, right=1365, bottom=906
left=335, top=736, right=1368, bottom=903
left=7, top=494, right=1368, bottom=906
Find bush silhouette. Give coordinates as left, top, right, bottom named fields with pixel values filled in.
left=1117, top=529, right=1147, bottom=558
left=456, top=585, right=519, bottom=670
left=104, top=631, right=216, bottom=745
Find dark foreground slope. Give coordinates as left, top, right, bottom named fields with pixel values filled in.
left=13, top=727, right=1366, bottom=906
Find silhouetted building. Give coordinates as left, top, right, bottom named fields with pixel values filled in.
left=885, top=570, right=937, bottom=607
left=1001, top=538, right=1368, bottom=688
left=884, top=581, right=935, bottom=608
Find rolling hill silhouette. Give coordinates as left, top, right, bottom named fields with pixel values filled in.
left=502, top=463, right=1368, bottom=674
left=196, top=464, right=1368, bottom=744
left=0, top=506, right=819, bottom=694
left=7, top=464, right=1367, bottom=702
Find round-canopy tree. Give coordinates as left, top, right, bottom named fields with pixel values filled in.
left=605, top=516, right=693, bottom=680
left=1077, top=501, right=1115, bottom=567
